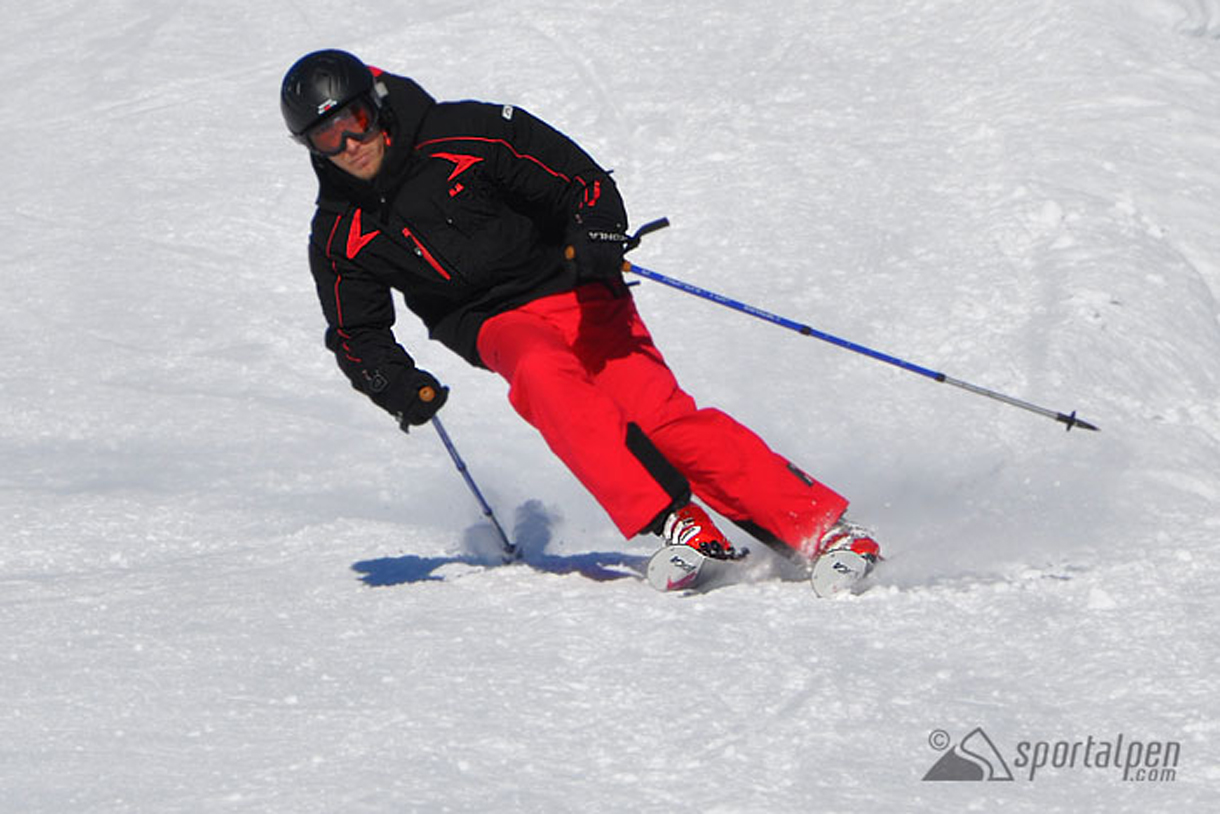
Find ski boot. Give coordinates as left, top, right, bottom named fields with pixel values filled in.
left=660, top=503, right=742, bottom=560
left=646, top=502, right=746, bottom=591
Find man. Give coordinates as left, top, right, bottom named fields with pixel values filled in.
left=279, top=49, right=879, bottom=575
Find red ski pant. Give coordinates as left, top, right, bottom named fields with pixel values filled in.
left=476, top=284, right=849, bottom=555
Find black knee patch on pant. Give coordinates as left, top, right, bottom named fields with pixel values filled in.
left=625, top=422, right=691, bottom=535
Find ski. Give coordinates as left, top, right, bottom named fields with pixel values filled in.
left=646, top=544, right=877, bottom=596
left=645, top=545, right=744, bottom=593
left=809, top=549, right=874, bottom=597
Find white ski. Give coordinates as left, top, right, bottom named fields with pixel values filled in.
left=645, top=545, right=713, bottom=592
left=809, top=549, right=873, bottom=597
left=647, top=544, right=876, bottom=596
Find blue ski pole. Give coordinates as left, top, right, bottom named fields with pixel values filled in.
left=623, top=219, right=1098, bottom=432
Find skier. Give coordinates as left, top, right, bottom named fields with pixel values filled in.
left=279, top=49, right=879, bottom=588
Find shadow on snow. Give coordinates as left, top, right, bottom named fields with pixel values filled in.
left=351, top=499, right=647, bottom=587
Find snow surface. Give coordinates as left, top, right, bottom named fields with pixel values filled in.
left=3, top=0, right=1219, bottom=811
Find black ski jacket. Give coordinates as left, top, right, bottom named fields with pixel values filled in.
left=305, top=70, right=628, bottom=417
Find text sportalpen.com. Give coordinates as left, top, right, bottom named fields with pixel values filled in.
left=1013, top=734, right=1180, bottom=782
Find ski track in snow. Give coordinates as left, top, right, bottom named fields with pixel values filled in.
left=2, top=0, right=1219, bottom=811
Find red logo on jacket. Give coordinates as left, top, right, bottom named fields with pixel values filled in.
left=346, top=209, right=380, bottom=259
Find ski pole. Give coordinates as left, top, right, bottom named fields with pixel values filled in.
left=623, top=221, right=1098, bottom=432
left=419, top=388, right=518, bottom=561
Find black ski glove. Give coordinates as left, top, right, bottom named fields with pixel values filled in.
left=396, top=368, right=448, bottom=431
left=564, top=222, right=630, bottom=283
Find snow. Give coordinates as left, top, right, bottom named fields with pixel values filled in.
left=2, top=0, right=1218, bottom=811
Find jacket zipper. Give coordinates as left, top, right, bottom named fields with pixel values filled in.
left=400, top=224, right=453, bottom=281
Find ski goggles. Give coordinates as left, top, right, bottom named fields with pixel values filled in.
left=298, top=96, right=381, bottom=156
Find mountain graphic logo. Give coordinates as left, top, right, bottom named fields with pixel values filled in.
left=923, top=727, right=1014, bottom=782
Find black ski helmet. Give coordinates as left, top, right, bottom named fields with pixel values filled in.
left=280, top=49, right=378, bottom=139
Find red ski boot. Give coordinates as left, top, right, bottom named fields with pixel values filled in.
left=660, top=503, right=741, bottom=561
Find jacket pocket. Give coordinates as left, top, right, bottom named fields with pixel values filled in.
left=400, top=224, right=453, bottom=281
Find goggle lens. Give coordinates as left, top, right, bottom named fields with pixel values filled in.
left=304, top=98, right=379, bottom=156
